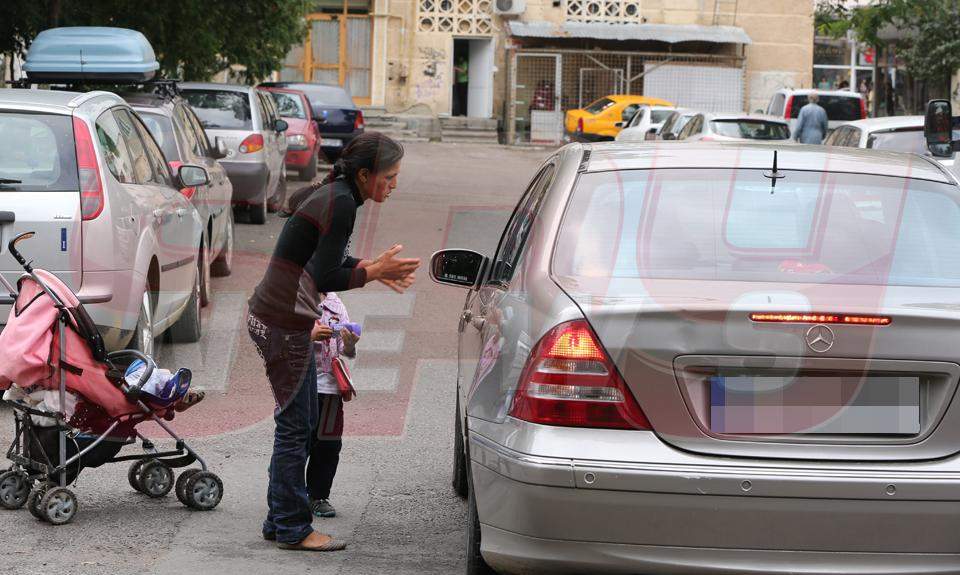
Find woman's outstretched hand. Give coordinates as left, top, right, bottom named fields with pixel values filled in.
left=311, top=323, right=334, bottom=341
left=366, top=245, right=420, bottom=289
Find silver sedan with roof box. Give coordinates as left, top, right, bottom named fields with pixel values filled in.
left=432, top=139, right=960, bottom=575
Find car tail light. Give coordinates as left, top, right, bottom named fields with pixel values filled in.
left=73, top=117, right=103, bottom=221
left=860, top=97, right=867, bottom=119
left=167, top=160, right=195, bottom=199
left=509, top=320, right=651, bottom=430
left=783, top=96, right=793, bottom=119
left=239, top=134, right=264, bottom=154
left=749, top=313, right=891, bottom=326
left=354, top=110, right=365, bottom=131
left=577, top=117, right=584, bottom=133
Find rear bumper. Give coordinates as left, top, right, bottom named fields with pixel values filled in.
left=285, top=148, right=315, bottom=169
left=470, top=430, right=960, bottom=575
left=219, top=160, right=269, bottom=204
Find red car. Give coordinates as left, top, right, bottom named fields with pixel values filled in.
left=262, top=87, right=322, bottom=181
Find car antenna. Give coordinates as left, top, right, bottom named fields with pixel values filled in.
left=763, top=150, right=786, bottom=193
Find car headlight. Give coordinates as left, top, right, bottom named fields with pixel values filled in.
left=286, top=134, right=308, bottom=149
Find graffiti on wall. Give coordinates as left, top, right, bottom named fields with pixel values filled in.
left=415, top=46, right=447, bottom=102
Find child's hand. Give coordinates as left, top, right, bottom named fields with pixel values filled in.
left=311, top=323, right=334, bottom=341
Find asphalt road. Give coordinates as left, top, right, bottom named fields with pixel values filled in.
left=0, top=142, right=550, bottom=575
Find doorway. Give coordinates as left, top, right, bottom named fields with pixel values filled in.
left=451, top=37, right=494, bottom=118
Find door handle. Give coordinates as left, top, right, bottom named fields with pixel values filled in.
left=176, top=208, right=186, bottom=218
left=152, top=209, right=164, bottom=222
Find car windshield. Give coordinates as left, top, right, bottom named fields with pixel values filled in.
left=867, top=128, right=926, bottom=155
left=584, top=98, right=616, bottom=114
left=554, top=169, right=960, bottom=288
left=181, top=90, right=252, bottom=130
left=270, top=91, right=306, bottom=119
left=711, top=120, right=790, bottom=140
left=138, top=112, right=180, bottom=161
left=651, top=109, right=674, bottom=124
left=789, top=95, right=862, bottom=121
left=0, top=112, right=78, bottom=192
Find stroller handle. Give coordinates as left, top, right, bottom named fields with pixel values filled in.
left=8, top=231, right=35, bottom=273
left=107, top=349, right=156, bottom=401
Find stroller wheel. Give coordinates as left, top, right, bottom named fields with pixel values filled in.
left=183, top=471, right=223, bottom=511
left=40, top=486, right=78, bottom=525
left=0, top=470, right=30, bottom=510
left=128, top=459, right=151, bottom=493
left=138, top=460, right=174, bottom=498
left=175, top=469, right=201, bottom=506
left=28, top=481, right=55, bottom=520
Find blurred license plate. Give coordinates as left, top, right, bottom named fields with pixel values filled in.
left=709, top=375, right=920, bottom=435
left=324, top=139, right=343, bottom=148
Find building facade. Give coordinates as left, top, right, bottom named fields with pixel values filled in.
left=281, top=0, right=814, bottom=141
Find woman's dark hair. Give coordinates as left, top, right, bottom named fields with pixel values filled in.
left=284, top=131, right=404, bottom=215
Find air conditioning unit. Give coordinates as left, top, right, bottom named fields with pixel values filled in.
left=494, top=0, right=525, bottom=17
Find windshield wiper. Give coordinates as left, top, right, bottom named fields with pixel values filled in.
left=201, top=122, right=223, bottom=128
left=0, top=178, right=22, bottom=184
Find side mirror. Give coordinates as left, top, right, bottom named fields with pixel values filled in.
left=274, top=118, right=289, bottom=133
left=429, top=249, right=488, bottom=289
left=662, top=132, right=676, bottom=141
left=178, top=164, right=210, bottom=188
left=211, top=137, right=228, bottom=159
left=614, top=121, right=624, bottom=129
left=925, top=99, right=954, bottom=158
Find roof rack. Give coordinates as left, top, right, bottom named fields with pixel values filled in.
left=5, top=77, right=182, bottom=99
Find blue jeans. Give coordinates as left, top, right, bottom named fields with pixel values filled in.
left=248, top=313, right=319, bottom=544
left=264, top=354, right=318, bottom=543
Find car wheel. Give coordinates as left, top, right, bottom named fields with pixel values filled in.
left=168, top=259, right=202, bottom=343
left=466, top=480, right=496, bottom=575
left=300, top=156, right=318, bottom=181
left=267, top=172, right=287, bottom=213
left=210, top=212, right=234, bottom=277
left=452, top=397, right=468, bottom=499
left=198, top=240, right=211, bottom=308
left=249, top=190, right=268, bottom=225
left=131, top=283, right=155, bottom=356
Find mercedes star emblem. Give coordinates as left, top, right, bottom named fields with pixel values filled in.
left=805, top=324, right=835, bottom=353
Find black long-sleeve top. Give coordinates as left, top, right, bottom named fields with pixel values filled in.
left=248, top=177, right=367, bottom=330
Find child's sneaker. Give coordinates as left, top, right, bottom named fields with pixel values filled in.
left=310, top=498, right=336, bottom=518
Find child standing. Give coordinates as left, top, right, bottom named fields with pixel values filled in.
left=307, top=292, right=359, bottom=518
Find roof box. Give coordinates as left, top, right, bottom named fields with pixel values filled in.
left=24, top=27, right=160, bottom=83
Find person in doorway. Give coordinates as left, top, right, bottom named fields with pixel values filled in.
left=793, top=92, right=829, bottom=145
left=306, top=292, right=357, bottom=519
left=247, top=132, right=419, bottom=552
left=453, top=55, right=468, bottom=116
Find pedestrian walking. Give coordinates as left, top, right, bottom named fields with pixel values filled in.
left=306, top=292, right=357, bottom=519
left=793, top=93, right=829, bottom=145
left=246, top=132, right=420, bottom=552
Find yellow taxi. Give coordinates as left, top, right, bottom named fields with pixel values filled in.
left=565, top=94, right=675, bottom=141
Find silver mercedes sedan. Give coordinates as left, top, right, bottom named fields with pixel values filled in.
left=432, top=141, right=960, bottom=574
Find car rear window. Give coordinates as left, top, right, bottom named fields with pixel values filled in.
left=866, top=128, right=926, bottom=155
left=711, top=120, right=790, bottom=140
left=300, top=86, right=355, bottom=109
left=182, top=90, right=252, bottom=130
left=584, top=98, right=616, bottom=114
left=138, top=112, right=180, bottom=161
left=789, top=95, right=862, bottom=121
left=554, top=169, right=960, bottom=288
left=0, top=112, right=78, bottom=192
left=270, top=91, right=306, bottom=119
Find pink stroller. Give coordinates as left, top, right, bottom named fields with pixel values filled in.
left=0, top=232, right=223, bottom=524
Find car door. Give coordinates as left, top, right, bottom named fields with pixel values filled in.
left=458, top=161, right=557, bottom=423
left=185, top=104, right=232, bottom=254
left=176, top=103, right=230, bottom=250
left=117, top=108, right=195, bottom=319
left=257, top=91, right=282, bottom=191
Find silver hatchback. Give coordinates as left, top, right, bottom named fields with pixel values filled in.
left=432, top=142, right=960, bottom=574
left=0, top=88, right=208, bottom=353
left=180, top=83, right=288, bottom=225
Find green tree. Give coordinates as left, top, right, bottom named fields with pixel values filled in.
left=817, top=0, right=960, bottom=86
left=0, top=0, right=308, bottom=82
